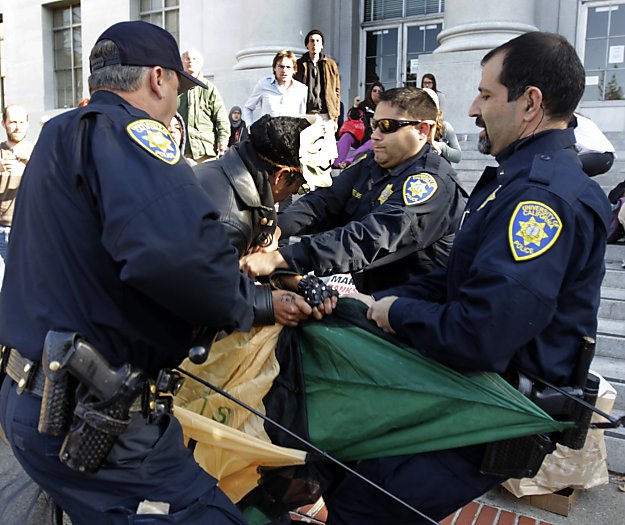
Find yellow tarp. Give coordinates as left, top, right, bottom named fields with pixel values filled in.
left=176, top=407, right=306, bottom=503
left=175, top=325, right=306, bottom=502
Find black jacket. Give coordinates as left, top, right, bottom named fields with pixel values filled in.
left=194, top=142, right=277, bottom=257
left=279, top=144, right=467, bottom=294
left=0, top=90, right=272, bottom=376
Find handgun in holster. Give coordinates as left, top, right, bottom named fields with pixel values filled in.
left=481, top=337, right=599, bottom=479
left=38, top=330, right=145, bottom=473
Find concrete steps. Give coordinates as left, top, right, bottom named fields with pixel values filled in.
left=454, top=134, right=625, bottom=195
left=597, top=244, right=625, bottom=474
left=605, top=243, right=625, bottom=263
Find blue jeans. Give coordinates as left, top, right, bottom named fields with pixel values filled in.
left=0, top=226, right=10, bottom=288
left=0, top=225, right=10, bottom=259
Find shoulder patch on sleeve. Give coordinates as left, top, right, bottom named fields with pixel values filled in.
left=508, top=201, right=562, bottom=261
left=402, top=172, right=438, bottom=206
left=126, top=119, right=180, bottom=165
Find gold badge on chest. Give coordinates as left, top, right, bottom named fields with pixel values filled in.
left=378, top=183, right=394, bottom=204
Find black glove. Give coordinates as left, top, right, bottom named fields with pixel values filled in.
left=297, top=275, right=339, bottom=307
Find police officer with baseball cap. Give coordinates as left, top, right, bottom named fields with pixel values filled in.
left=0, top=21, right=315, bottom=524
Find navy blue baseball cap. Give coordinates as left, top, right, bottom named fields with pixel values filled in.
left=90, top=21, right=207, bottom=91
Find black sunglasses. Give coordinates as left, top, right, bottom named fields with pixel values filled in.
left=370, top=118, right=425, bottom=134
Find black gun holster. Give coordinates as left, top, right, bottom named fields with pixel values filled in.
left=481, top=337, right=599, bottom=479
left=38, top=331, right=146, bottom=473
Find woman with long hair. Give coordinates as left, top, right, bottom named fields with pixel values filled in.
left=420, top=87, right=462, bottom=164
left=421, top=73, right=446, bottom=111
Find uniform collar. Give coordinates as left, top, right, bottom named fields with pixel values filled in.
left=495, top=128, right=576, bottom=165
left=88, top=89, right=153, bottom=120
left=476, top=128, right=577, bottom=192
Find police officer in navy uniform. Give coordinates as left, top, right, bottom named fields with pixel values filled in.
left=240, top=87, right=467, bottom=294
left=0, top=21, right=321, bottom=525
left=335, top=32, right=612, bottom=524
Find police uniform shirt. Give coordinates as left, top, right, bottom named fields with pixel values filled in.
left=278, top=144, right=466, bottom=293
left=0, top=90, right=258, bottom=376
left=379, top=128, right=611, bottom=385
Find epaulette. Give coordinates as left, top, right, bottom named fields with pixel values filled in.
left=528, top=153, right=557, bottom=186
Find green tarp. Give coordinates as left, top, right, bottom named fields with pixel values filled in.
left=297, top=299, right=572, bottom=461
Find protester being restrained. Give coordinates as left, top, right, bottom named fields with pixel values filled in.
left=240, top=87, right=467, bottom=294
left=195, top=115, right=335, bottom=258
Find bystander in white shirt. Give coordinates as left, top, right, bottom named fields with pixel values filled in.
left=243, top=50, right=308, bottom=125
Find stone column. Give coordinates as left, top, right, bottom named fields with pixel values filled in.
left=435, top=0, right=538, bottom=53
left=418, top=0, right=538, bottom=132
left=235, top=0, right=312, bottom=70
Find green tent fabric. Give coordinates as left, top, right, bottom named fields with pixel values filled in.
left=296, top=298, right=572, bottom=462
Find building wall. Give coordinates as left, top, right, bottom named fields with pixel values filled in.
left=0, top=0, right=136, bottom=141
left=0, top=0, right=621, bottom=144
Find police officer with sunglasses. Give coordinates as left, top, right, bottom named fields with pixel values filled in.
left=240, top=86, right=467, bottom=294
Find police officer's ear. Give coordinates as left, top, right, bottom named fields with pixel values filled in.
left=149, top=66, right=169, bottom=99
left=416, top=121, right=433, bottom=139
left=523, top=86, right=543, bottom=119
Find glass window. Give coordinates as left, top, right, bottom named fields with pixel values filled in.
left=363, top=2, right=443, bottom=93
left=139, top=0, right=179, bottom=43
left=582, top=2, right=625, bottom=101
left=604, top=69, right=625, bottom=99
left=52, top=4, right=81, bottom=109
left=365, top=28, right=399, bottom=90
left=609, top=4, right=625, bottom=35
left=584, top=38, right=608, bottom=69
left=365, top=0, right=444, bottom=22
left=405, top=23, right=442, bottom=87
left=586, top=6, right=609, bottom=38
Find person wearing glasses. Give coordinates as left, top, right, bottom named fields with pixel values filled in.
left=240, top=87, right=467, bottom=294
left=242, top=50, right=308, bottom=126
left=195, top=115, right=335, bottom=258
left=421, top=72, right=446, bottom=112
left=340, top=32, right=612, bottom=525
